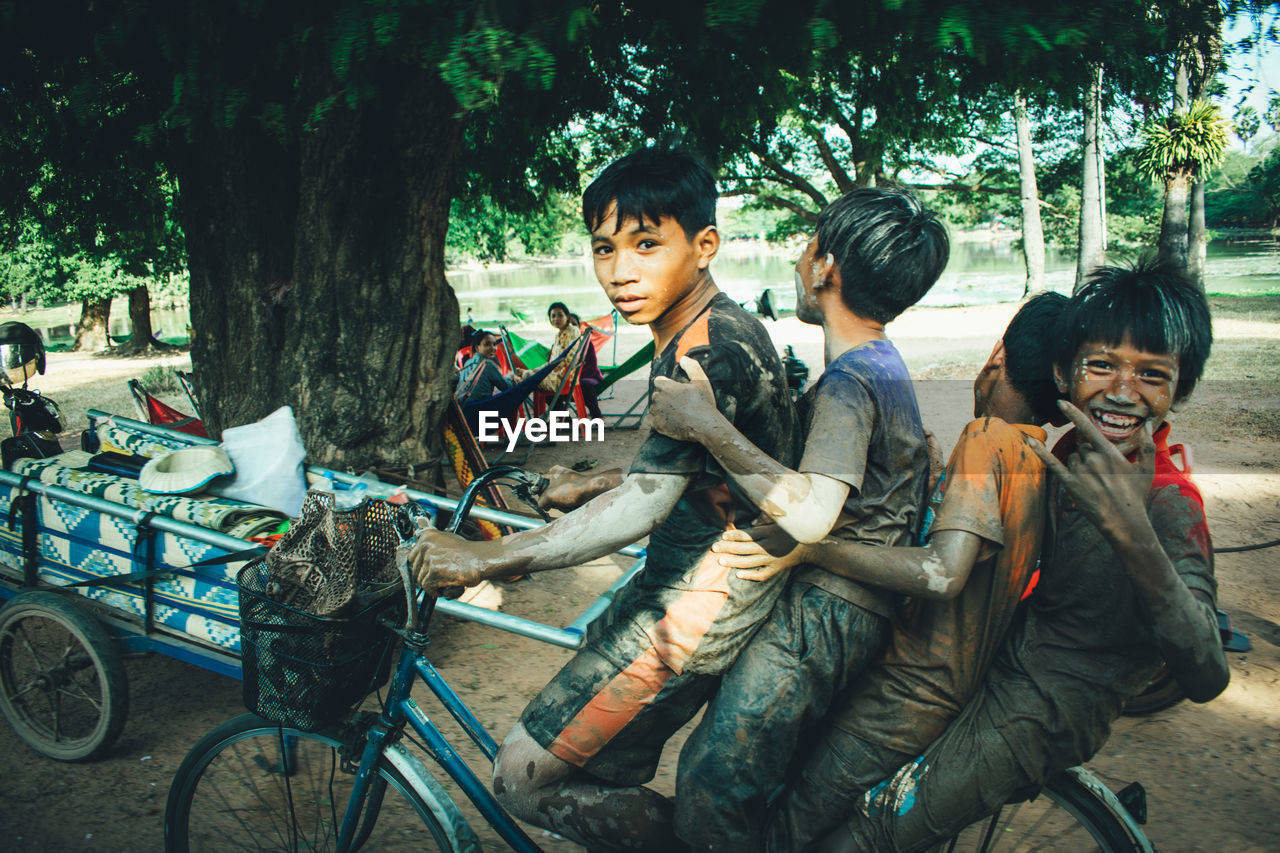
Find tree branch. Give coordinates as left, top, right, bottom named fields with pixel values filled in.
left=901, top=182, right=1018, bottom=195
left=756, top=194, right=821, bottom=223
left=804, top=127, right=856, bottom=194
left=746, top=139, right=830, bottom=208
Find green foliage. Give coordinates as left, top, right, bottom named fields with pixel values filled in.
left=446, top=191, right=580, bottom=263
left=1234, top=105, right=1261, bottom=150
left=1137, top=100, right=1230, bottom=181
left=0, top=235, right=143, bottom=306
left=140, top=364, right=181, bottom=393
left=718, top=203, right=796, bottom=243
left=0, top=0, right=1240, bottom=312
left=1205, top=142, right=1278, bottom=227
left=1247, top=147, right=1280, bottom=225
left=439, top=28, right=557, bottom=113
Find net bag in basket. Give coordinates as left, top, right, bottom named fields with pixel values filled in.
left=237, top=492, right=413, bottom=730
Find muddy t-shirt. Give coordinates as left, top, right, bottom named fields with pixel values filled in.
left=833, top=418, right=1049, bottom=754
left=625, top=292, right=801, bottom=673
left=792, top=339, right=929, bottom=617
left=986, top=423, right=1216, bottom=775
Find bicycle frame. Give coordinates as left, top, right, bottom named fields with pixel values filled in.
left=332, top=465, right=597, bottom=852
left=334, top=593, right=541, bottom=852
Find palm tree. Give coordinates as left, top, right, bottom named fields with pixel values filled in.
left=1137, top=99, right=1229, bottom=276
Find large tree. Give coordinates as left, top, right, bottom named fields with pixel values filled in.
left=3, top=1, right=622, bottom=466
left=1, top=0, right=1227, bottom=467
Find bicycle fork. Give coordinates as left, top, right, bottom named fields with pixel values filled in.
left=336, top=612, right=542, bottom=852
left=333, top=716, right=395, bottom=850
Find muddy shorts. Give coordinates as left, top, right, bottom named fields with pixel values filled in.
left=519, top=548, right=785, bottom=786
left=830, top=690, right=1043, bottom=852
left=673, top=581, right=889, bottom=852
left=764, top=728, right=912, bottom=852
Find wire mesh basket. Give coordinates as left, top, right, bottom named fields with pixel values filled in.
left=238, top=557, right=404, bottom=731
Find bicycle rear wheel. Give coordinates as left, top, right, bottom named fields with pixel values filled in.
left=946, top=768, right=1148, bottom=852
left=1122, top=663, right=1185, bottom=716
left=165, top=713, right=474, bottom=852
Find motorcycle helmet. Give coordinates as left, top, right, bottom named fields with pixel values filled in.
left=0, top=322, right=46, bottom=384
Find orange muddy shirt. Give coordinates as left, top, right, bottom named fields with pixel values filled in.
left=832, top=417, right=1049, bottom=755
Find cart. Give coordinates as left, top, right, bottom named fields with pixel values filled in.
left=0, top=411, right=644, bottom=761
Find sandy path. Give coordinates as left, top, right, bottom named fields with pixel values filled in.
left=0, top=296, right=1276, bottom=851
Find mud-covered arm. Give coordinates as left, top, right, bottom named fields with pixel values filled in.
left=536, top=465, right=625, bottom=512
left=1029, top=402, right=1228, bottom=703
left=1113, top=503, right=1226, bottom=703
left=650, top=355, right=848, bottom=543
left=410, top=472, right=689, bottom=592
left=719, top=523, right=983, bottom=599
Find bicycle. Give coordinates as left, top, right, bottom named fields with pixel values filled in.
left=164, top=466, right=1155, bottom=852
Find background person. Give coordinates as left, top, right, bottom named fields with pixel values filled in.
left=455, top=329, right=512, bottom=408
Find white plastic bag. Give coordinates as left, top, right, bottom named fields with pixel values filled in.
left=207, top=406, right=308, bottom=517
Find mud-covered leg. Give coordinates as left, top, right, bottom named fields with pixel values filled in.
left=493, top=723, right=683, bottom=852
left=675, top=585, right=887, bottom=852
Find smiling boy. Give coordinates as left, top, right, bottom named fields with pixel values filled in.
left=410, top=149, right=800, bottom=850
left=819, top=261, right=1229, bottom=851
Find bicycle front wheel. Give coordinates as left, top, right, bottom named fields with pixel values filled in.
left=946, top=767, right=1149, bottom=852
left=165, top=713, right=471, bottom=852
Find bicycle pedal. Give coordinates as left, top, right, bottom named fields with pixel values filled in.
left=1115, top=781, right=1147, bottom=824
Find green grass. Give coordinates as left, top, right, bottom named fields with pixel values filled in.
left=1208, top=289, right=1280, bottom=298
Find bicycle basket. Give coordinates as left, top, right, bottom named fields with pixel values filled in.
left=238, top=557, right=404, bottom=731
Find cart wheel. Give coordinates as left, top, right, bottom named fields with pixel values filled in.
left=0, top=591, right=129, bottom=760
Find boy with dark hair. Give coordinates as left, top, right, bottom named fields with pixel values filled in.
left=704, top=292, right=1068, bottom=850
left=818, top=261, right=1227, bottom=851
left=647, top=187, right=950, bottom=850
left=411, top=148, right=801, bottom=850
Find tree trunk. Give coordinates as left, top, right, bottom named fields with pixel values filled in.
left=1154, top=56, right=1193, bottom=273
left=853, top=146, right=884, bottom=188
left=1014, top=91, right=1046, bottom=295
left=1157, top=173, right=1190, bottom=270
left=175, top=54, right=464, bottom=469
left=1174, top=58, right=1189, bottom=112
left=1188, top=179, right=1207, bottom=288
left=72, top=298, right=112, bottom=352
left=1096, top=69, right=1107, bottom=255
left=128, top=285, right=154, bottom=342
left=106, top=285, right=162, bottom=355
left=1076, top=69, right=1105, bottom=290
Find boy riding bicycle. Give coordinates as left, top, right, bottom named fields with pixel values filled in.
left=411, top=148, right=801, bottom=850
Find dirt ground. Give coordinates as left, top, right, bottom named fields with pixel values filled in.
left=1, top=296, right=1278, bottom=851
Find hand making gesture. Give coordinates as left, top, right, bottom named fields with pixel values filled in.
left=1026, top=399, right=1156, bottom=545
left=650, top=355, right=720, bottom=444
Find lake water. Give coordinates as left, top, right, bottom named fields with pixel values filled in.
left=24, top=236, right=1279, bottom=343
left=450, top=236, right=1280, bottom=329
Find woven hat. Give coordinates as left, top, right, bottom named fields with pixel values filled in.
left=139, top=446, right=235, bottom=495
